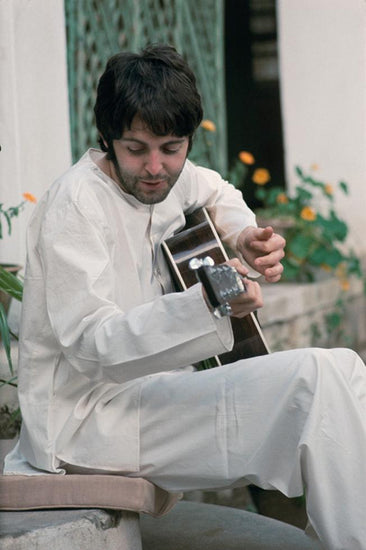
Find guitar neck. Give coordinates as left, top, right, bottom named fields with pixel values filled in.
left=162, top=207, right=270, bottom=363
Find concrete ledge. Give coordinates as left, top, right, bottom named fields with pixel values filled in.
left=260, top=275, right=365, bottom=351
left=0, top=508, right=141, bottom=550
left=0, top=501, right=323, bottom=550
left=140, top=500, right=322, bottom=550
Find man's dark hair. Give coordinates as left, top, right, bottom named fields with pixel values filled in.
left=94, top=44, right=203, bottom=156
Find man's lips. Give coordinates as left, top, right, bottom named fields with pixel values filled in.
left=140, top=178, right=167, bottom=187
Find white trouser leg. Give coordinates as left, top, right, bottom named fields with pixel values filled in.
left=137, top=347, right=366, bottom=550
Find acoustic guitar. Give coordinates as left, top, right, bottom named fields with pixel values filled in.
left=162, top=207, right=270, bottom=366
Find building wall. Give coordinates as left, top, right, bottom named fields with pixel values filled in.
left=0, top=0, right=71, bottom=266
left=1, top=0, right=365, bottom=268
left=277, top=0, right=366, bottom=255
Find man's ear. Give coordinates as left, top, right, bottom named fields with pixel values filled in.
left=99, top=134, right=108, bottom=149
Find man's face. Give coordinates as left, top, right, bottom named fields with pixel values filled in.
left=110, top=117, right=189, bottom=204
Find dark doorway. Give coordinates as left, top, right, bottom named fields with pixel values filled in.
left=225, top=0, right=285, bottom=207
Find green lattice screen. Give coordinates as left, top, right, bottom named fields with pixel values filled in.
left=64, top=0, right=227, bottom=173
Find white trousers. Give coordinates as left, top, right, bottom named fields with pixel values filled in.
left=133, top=347, right=366, bottom=550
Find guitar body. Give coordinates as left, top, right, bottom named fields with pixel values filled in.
left=162, top=208, right=270, bottom=365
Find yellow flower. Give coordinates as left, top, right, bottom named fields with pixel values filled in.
left=238, top=151, right=255, bottom=165
left=22, top=192, right=37, bottom=203
left=324, top=184, right=334, bottom=196
left=340, top=279, right=350, bottom=292
left=200, top=119, right=216, bottom=132
left=276, top=193, right=289, bottom=204
left=252, top=168, right=270, bottom=185
left=320, top=264, right=332, bottom=272
left=300, top=206, right=316, bottom=221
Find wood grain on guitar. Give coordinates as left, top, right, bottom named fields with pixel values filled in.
left=162, top=208, right=270, bottom=365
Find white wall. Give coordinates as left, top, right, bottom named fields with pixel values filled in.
left=277, top=0, right=366, bottom=255
left=0, top=0, right=71, bottom=266
left=1, top=1, right=365, bottom=262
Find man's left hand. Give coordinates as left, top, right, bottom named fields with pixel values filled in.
left=236, top=226, right=286, bottom=283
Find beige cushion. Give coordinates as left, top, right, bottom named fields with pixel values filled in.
left=0, top=474, right=180, bottom=517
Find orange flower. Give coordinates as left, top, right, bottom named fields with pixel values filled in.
left=340, top=279, right=350, bottom=292
left=238, top=151, right=255, bottom=165
left=200, top=119, right=216, bottom=132
left=276, top=193, right=288, bottom=204
left=300, top=206, right=316, bottom=221
left=252, top=168, right=270, bottom=185
left=310, top=163, right=319, bottom=171
left=320, top=264, right=332, bottom=272
left=324, top=184, right=333, bottom=196
left=22, top=192, right=37, bottom=203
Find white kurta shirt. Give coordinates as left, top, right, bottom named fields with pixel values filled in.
left=5, top=149, right=257, bottom=475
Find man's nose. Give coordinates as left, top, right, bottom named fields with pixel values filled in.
left=145, top=151, right=163, bottom=176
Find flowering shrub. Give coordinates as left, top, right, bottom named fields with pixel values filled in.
left=199, top=120, right=362, bottom=285
left=251, top=163, right=362, bottom=285
left=227, top=148, right=362, bottom=285
left=0, top=193, right=37, bottom=239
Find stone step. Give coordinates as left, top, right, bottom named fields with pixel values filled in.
left=0, top=501, right=322, bottom=550
left=0, top=508, right=141, bottom=550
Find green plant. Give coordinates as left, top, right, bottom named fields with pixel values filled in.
left=198, top=122, right=363, bottom=285
left=253, top=165, right=363, bottom=284
left=0, top=192, right=37, bottom=239
left=197, top=123, right=363, bottom=287
left=0, top=192, right=35, bottom=392
left=0, top=265, right=23, bottom=397
left=0, top=193, right=35, bottom=435
left=0, top=266, right=23, bottom=436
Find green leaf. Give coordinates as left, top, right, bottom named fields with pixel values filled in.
left=0, top=303, right=14, bottom=375
left=226, top=159, right=247, bottom=189
left=339, top=181, right=349, bottom=195
left=282, top=258, right=301, bottom=280
left=315, top=212, right=348, bottom=242
left=255, top=187, right=267, bottom=202
left=0, top=376, right=18, bottom=388
left=3, top=211, right=12, bottom=236
left=310, top=247, right=343, bottom=268
left=295, top=186, right=313, bottom=203
left=295, top=166, right=303, bottom=178
left=0, top=265, right=23, bottom=301
left=287, top=233, right=314, bottom=260
left=325, top=311, right=342, bottom=331
left=345, top=254, right=362, bottom=277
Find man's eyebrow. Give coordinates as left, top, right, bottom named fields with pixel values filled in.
left=120, top=137, right=186, bottom=145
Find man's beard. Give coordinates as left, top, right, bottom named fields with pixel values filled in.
left=111, top=158, right=182, bottom=205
